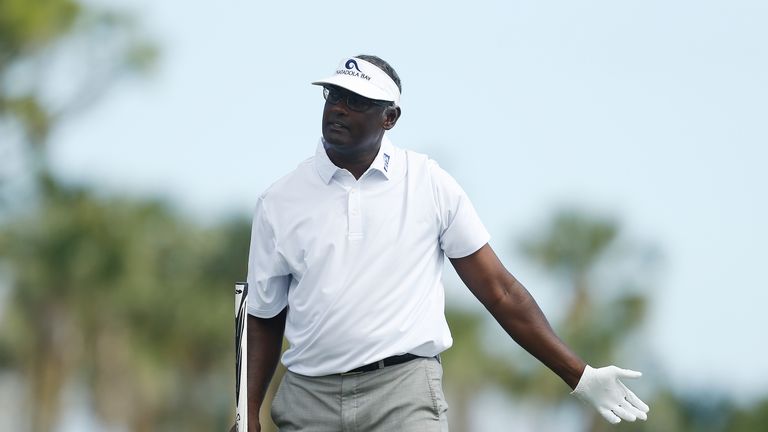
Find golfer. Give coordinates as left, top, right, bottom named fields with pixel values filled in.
left=246, top=55, right=649, bottom=432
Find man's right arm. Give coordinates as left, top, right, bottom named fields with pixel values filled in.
left=247, top=308, right=287, bottom=432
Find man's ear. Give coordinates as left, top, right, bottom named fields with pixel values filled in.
left=382, top=106, right=401, bottom=130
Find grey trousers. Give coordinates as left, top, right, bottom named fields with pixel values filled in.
left=271, top=357, right=449, bottom=432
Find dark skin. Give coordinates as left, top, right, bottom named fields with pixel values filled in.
left=321, top=85, right=401, bottom=179
left=245, top=89, right=585, bottom=432
left=449, top=244, right=586, bottom=389
left=245, top=310, right=286, bottom=432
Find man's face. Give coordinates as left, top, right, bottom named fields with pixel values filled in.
left=321, top=86, right=392, bottom=154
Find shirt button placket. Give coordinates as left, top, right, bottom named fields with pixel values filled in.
left=348, top=187, right=362, bottom=239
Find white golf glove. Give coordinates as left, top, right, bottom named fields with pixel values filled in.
left=571, top=365, right=650, bottom=424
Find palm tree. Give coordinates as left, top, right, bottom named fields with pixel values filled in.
left=516, top=209, right=651, bottom=431
left=0, top=1, right=157, bottom=429
left=441, top=308, right=499, bottom=432
left=1, top=179, right=256, bottom=430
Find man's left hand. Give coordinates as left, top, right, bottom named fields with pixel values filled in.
left=571, top=365, right=650, bottom=424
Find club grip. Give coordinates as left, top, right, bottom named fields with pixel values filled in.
left=234, top=282, right=248, bottom=432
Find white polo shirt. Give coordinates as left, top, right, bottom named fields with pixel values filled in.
left=247, top=137, right=490, bottom=376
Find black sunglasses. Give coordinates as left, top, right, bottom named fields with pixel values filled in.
left=323, top=86, right=391, bottom=112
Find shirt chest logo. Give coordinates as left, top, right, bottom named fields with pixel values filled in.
left=383, top=153, right=390, bottom=172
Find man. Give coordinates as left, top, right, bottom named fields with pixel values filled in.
left=246, top=55, right=649, bottom=432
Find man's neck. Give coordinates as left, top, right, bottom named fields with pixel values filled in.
left=323, top=139, right=381, bottom=180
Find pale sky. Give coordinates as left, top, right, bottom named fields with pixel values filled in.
left=49, top=0, right=768, bottom=412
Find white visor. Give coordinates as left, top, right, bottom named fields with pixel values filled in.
left=312, top=57, right=401, bottom=106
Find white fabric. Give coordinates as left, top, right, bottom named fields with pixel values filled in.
left=247, top=137, right=490, bottom=376
left=312, top=57, right=401, bottom=105
left=571, top=365, right=650, bottom=424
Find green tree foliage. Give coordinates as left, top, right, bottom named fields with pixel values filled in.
left=726, top=398, right=768, bottom=431
left=0, top=0, right=254, bottom=430
left=0, top=179, right=252, bottom=430
left=1, top=0, right=79, bottom=146
left=443, top=209, right=768, bottom=432
left=520, top=211, right=648, bottom=367
left=0, top=0, right=156, bottom=179
left=442, top=308, right=496, bottom=432
left=517, top=210, right=651, bottom=431
left=442, top=209, right=656, bottom=432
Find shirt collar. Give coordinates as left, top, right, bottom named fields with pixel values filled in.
left=368, top=136, right=394, bottom=181
left=315, top=139, right=340, bottom=184
left=314, top=137, right=395, bottom=184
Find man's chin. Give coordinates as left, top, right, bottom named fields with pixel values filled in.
left=322, top=134, right=352, bottom=150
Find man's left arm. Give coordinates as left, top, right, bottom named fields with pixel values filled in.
left=449, top=243, right=649, bottom=423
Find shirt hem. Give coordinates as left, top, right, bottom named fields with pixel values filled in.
left=445, top=234, right=491, bottom=259
left=247, top=303, right=287, bottom=319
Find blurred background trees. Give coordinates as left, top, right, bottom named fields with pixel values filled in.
left=442, top=209, right=768, bottom=432
left=1, top=183, right=250, bottom=431
left=1, top=1, right=250, bottom=431
left=1, top=0, right=767, bottom=431
left=0, top=0, right=155, bottom=179
left=442, top=209, right=655, bottom=432
left=516, top=210, right=648, bottom=432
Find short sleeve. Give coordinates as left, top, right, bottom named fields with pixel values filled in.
left=246, top=196, right=291, bottom=318
left=429, top=161, right=491, bottom=258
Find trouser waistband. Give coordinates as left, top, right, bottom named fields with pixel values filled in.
left=342, top=353, right=428, bottom=375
